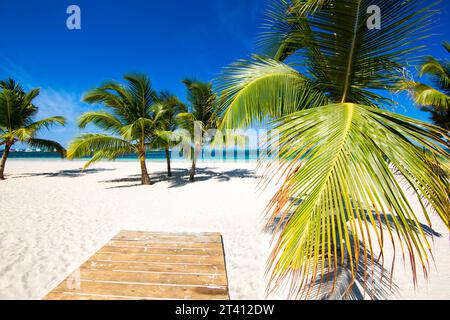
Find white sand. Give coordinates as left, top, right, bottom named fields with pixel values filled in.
left=0, top=160, right=448, bottom=300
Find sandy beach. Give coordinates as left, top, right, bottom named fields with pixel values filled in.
left=0, top=160, right=449, bottom=300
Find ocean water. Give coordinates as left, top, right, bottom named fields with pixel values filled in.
left=2, top=150, right=263, bottom=162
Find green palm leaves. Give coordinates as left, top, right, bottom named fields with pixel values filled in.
left=68, top=74, right=155, bottom=185
left=402, top=42, right=450, bottom=137
left=267, top=103, right=449, bottom=298
left=68, top=74, right=185, bottom=185
left=218, top=0, right=450, bottom=299
left=180, top=79, right=221, bottom=182
left=0, top=79, right=66, bottom=180
left=218, top=57, right=328, bottom=128
left=150, top=92, right=186, bottom=177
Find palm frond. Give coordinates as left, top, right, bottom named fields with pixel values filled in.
left=67, top=134, right=135, bottom=160
left=81, top=149, right=131, bottom=169
left=285, top=0, right=439, bottom=104
left=258, top=0, right=312, bottom=61
left=420, top=56, right=450, bottom=89
left=78, top=111, right=123, bottom=133
left=265, top=103, right=449, bottom=299
left=26, top=116, right=66, bottom=132
left=182, top=79, right=217, bottom=126
left=5, top=128, right=34, bottom=142
left=120, top=117, right=156, bottom=141
left=27, top=138, right=66, bottom=157
left=443, top=41, right=450, bottom=54
left=83, top=82, right=133, bottom=121
left=400, top=81, right=450, bottom=111
left=217, top=56, right=328, bottom=128
left=123, top=74, right=157, bottom=115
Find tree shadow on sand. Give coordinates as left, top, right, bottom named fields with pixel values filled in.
left=12, top=168, right=117, bottom=179
left=265, top=207, right=442, bottom=300
left=102, top=167, right=259, bottom=189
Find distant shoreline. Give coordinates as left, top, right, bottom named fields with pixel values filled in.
left=0, top=150, right=265, bottom=162
left=2, top=151, right=262, bottom=162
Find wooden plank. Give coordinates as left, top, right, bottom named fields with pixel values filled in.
left=44, top=292, right=140, bottom=300
left=101, top=245, right=223, bottom=256
left=49, top=281, right=229, bottom=300
left=108, top=240, right=224, bottom=250
left=81, top=260, right=226, bottom=274
left=44, top=231, right=229, bottom=300
left=92, top=252, right=225, bottom=265
left=115, top=230, right=221, bottom=239
left=113, top=232, right=222, bottom=243
left=75, top=269, right=228, bottom=286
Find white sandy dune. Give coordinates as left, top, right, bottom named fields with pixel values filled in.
left=0, top=160, right=448, bottom=300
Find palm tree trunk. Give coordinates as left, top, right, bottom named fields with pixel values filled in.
left=0, top=143, right=12, bottom=180
left=139, top=151, right=151, bottom=185
left=189, top=146, right=200, bottom=182
left=165, top=147, right=172, bottom=178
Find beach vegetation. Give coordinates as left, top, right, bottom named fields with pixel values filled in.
left=68, top=74, right=168, bottom=185
left=0, top=79, right=66, bottom=180
left=179, top=79, right=222, bottom=182
left=217, top=0, right=450, bottom=299
left=401, top=41, right=450, bottom=145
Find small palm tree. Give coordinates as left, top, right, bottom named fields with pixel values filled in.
left=0, top=79, right=66, bottom=180
left=404, top=42, right=450, bottom=144
left=150, top=92, right=186, bottom=177
left=179, top=79, right=221, bottom=182
left=218, top=0, right=450, bottom=299
left=68, top=74, right=162, bottom=185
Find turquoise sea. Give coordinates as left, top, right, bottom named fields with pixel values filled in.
left=1, top=150, right=263, bottom=162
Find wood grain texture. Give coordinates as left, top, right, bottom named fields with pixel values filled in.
left=43, top=231, right=230, bottom=300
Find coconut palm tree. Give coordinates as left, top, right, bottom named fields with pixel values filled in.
left=179, top=79, right=221, bottom=182
left=404, top=42, right=450, bottom=144
left=423, top=107, right=450, bottom=133
left=150, top=92, right=186, bottom=177
left=68, top=74, right=162, bottom=185
left=0, top=79, right=66, bottom=180
left=217, top=0, right=450, bottom=299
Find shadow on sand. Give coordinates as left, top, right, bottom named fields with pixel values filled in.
left=265, top=208, right=442, bottom=300
left=102, top=167, right=259, bottom=189
left=12, top=168, right=117, bottom=179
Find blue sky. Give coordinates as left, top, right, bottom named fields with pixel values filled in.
left=0, top=0, right=449, bottom=147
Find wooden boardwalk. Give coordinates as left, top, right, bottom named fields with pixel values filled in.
left=44, top=231, right=230, bottom=300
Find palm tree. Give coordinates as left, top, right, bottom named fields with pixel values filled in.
left=0, top=79, right=66, bottom=180
left=422, top=107, right=450, bottom=133
left=404, top=42, right=450, bottom=144
left=217, top=0, right=450, bottom=299
left=180, top=79, right=221, bottom=182
left=67, top=74, right=162, bottom=185
left=150, top=92, right=186, bottom=177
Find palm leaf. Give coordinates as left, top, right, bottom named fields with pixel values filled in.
left=284, top=0, right=439, bottom=105
left=419, top=56, right=450, bottom=89
left=265, top=103, right=449, bottom=298
left=78, top=111, right=124, bottom=133
left=26, top=116, right=66, bottom=132
left=217, top=56, right=328, bottom=128
left=258, top=0, right=312, bottom=61
left=27, top=138, right=66, bottom=157
left=67, top=134, right=135, bottom=161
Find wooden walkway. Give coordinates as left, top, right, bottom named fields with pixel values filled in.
left=44, top=231, right=230, bottom=300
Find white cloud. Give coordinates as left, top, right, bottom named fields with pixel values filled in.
left=33, top=88, right=86, bottom=146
